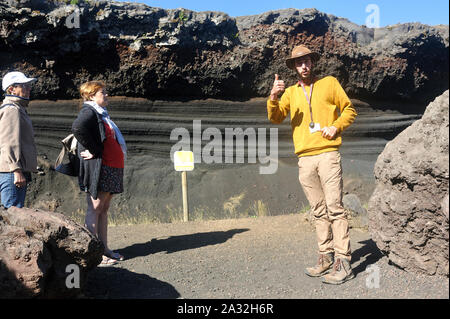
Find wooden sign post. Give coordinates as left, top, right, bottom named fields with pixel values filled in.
left=173, top=151, right=194, bottom=222
left=181, top=171, right=188, bottom=222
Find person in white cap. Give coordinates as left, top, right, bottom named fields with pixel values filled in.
left=0, top=71, right=38, bottom=208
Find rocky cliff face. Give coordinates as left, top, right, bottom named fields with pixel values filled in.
left=2, top=0, right=448, bottom=226
left=1, top=0, right=448, bottom=109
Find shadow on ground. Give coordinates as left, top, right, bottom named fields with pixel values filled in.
left=85, top=267, right=180, bottom=299
left=116, top=228, right=250, bottom=260
left=351, top=239, right=385, bottom=276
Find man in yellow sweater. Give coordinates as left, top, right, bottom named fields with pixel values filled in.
left=267, top=45, right=357, bottom=285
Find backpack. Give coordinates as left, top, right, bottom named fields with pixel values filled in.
left=54, top=133, right=80, bottom=176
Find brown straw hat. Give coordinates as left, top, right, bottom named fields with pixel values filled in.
left=285, top=45, right=320, bottom=70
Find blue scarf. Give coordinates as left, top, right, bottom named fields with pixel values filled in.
left=85, top=101, right=127, bottom=159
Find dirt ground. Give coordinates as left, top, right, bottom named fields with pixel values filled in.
left=84, top=214, right=449, bottom=299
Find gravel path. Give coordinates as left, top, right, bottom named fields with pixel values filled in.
left=85, top=214, right=449, bottom=299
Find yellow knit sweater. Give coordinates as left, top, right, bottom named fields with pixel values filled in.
left=267, top=76, right=357, bottom=157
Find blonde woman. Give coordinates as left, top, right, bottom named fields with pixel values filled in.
left=72, top=81, right=127, bottom=265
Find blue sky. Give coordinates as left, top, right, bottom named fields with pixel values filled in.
left=116, top=0, right=449, bottom=26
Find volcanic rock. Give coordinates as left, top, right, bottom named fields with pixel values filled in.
left=0, top=206, right=103, bottom=298
left=368, top=90, right=449, bottom=276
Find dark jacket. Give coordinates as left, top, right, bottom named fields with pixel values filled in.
left=71, top=104, right=105, bottom=200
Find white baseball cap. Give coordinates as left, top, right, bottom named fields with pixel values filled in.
left=2, top=71, right=37, bottom=91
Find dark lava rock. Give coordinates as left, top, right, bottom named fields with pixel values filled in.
left=0, top=206, right=103, bottom=298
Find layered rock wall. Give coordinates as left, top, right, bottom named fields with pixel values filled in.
left=0, top=0, right=448, bottom=109
left=1, top=0, right=448, bottom=226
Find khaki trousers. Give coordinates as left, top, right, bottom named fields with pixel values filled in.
left=298, top=151, right=351, bottom=261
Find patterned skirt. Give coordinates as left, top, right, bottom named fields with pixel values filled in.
left=98, top=165, right=124, bottom=194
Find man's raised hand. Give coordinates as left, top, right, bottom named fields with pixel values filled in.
left=270, top=74, right=285, bottom=101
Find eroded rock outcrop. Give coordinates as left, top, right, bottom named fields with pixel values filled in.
left=368, top=90, right=449, bottom=276
left=0, top=206, right=103, bottom=298
left=0, top=0, right=448, bottom=109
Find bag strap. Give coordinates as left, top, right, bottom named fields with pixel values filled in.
left=61, top=133, right=77, bottom=154
left=0, top=103, right=16, bottom=111
left=54, top=146, right=66, bottom=168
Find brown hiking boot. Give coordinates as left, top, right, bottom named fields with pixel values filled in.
left=321, top=257, right=355, bottom=285
left=304, top=253, right=334, bottom=277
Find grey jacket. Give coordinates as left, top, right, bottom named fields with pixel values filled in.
left=0, top=96, right=37, bottom=173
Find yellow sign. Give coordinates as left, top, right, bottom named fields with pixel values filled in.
left=174, top=151, right=194, bottom=171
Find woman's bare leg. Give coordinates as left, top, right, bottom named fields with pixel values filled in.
left=85, top=191, right=113, bottom=254
left=85, top=193, right=100, bottom=236
left=98, top=192, right=114, bottom=255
